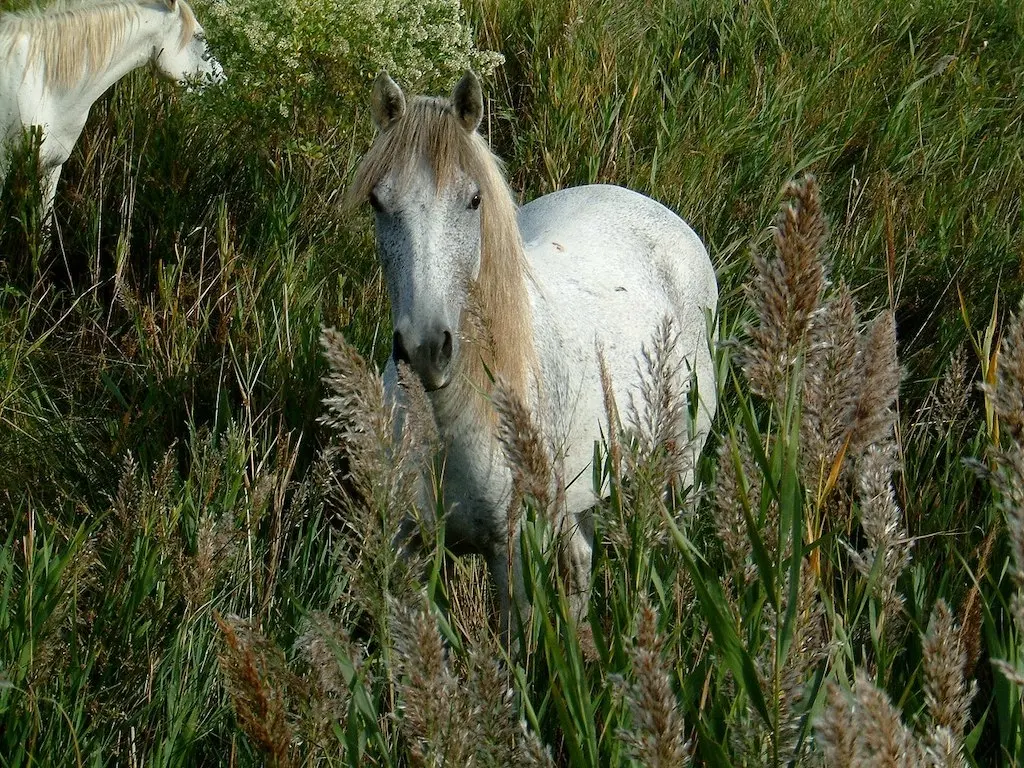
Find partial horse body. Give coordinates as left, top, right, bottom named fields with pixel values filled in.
left=0, top=0, right=224, bottom=219
left=351, top=71, right=718, bottom=633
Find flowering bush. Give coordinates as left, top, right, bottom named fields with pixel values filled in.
left=198, top=0, right=502, bottom=134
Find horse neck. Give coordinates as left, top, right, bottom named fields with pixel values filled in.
left=46, top=5, right=167, bottom=112
left=433, top=194, right=539, bottom=437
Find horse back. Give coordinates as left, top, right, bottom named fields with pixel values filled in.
left=518, top=184, right=718, bottom=509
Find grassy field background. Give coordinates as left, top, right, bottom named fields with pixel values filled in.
left=1, top=0, right=1024, bottom=763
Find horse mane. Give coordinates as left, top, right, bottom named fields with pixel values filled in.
left=349, top=94, right=538, bottom=418
left=0, top=0, right=197, bottom=92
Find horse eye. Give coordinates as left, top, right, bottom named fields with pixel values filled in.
left=469, top=192, right=481, bottom=210
left=368, top=190, right=383, bottom=212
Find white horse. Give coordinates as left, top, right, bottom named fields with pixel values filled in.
left=350, top=71, right=718, bottom=633
left=0, top=0, right=224, bottom=220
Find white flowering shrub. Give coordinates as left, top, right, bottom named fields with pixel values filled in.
left=198, top=0, right=503, bottom=133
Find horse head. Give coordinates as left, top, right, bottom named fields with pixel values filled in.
left=357, top=71, right=490, bottom=393
left=152, top=0, right=224, bottom=88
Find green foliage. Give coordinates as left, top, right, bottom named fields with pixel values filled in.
left=198, top=0, right=502, bottom=141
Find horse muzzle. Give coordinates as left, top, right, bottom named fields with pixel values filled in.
left=392, top=325, right=454, bottom=392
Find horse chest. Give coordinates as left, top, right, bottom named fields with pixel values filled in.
left=438, top=425, right=510, bottom=546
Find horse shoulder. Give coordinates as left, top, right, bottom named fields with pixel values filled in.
left=1, top=33, right=32, bottom=135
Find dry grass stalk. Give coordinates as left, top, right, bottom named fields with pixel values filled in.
left=735, top=568, right=827, bottom=764
left=814, top=681, right=857, bottom=766
left=922, top=599, right=976, bottom=759
left=801, top=284, right=859, bottom=489
left=178, top=509, right=238, bottom=611
left=713, top=435, right=760, bottom=587
left=320, top=328, right=433, bottom=510
left=614, top=600, right=692, bottom=767
left=463, top=648, right=524, bottom=764
left=814, top=598, right=976, bottom=768
left=215, top=613, right=296, bottom=767
left=959, top=525, right=997, bottom=678
left=934, top=344, right=970, bottom=431
left=597, top=345, right=623, bottom=487
left=744, top=175, right=829, bottom=406
left=627, top=316, right=694, bottom=492
left=846, top=443, right=912, bottom=623
left=319, top=328, right=438, bottom=618
left=774, top=569, right=828, bottom=760
left=599, top=316, right=699, bottom=570
left=493, top=377, right=553, bottom=513
left=850, top=670, right=927, bottom=767
left=293, top=613, right=359, bottom=753
left=392, top=600, right=467, bottom=767
left=847, top=311, right=901, bottom=459
left=741, top=175, right=902, bottom=497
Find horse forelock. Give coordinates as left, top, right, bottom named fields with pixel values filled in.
left=350, top=95, right=538, bottom=424
left=0, top=0, right=196, bottom=92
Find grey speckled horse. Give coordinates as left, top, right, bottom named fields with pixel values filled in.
left=350, top=70, right=718, bottom=633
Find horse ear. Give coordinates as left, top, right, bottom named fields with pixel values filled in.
left=451, top=70, right=483, bottom=133
left=163, top=0, right=177, bottom=10
left=371, top=72, right=406, bottom=132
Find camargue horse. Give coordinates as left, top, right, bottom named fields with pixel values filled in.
left=350, top=71, right=718, bottom=633
left=0, top=0, right=224, bottom=220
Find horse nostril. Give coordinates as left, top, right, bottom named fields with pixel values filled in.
left=393, top=331, right=410, bottom=365
left=441, top=331, right=453, bottom=364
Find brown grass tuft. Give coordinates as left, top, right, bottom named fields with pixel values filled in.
left=493, top=377, right=553, bottom=513
left=215, top=613, right=297, bottom=767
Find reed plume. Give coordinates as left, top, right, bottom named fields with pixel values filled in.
left=743, top=175, right=829, bottom=407
left=493, top=377, right=553, bottom=513
left=319, top=328, right=438, bottom=620
left=921, top=599, right=975, bottom=766
left=614, top=599, right=692, bottom=767
left=814, top=596, right=976, bottom=766
left=391, top=598, right=552, bottom=766
left=980, top=308, right=1024, bottom=685
left=392, top=600, right=468, bottom=767
left=846, top=442, right=912, bottom=623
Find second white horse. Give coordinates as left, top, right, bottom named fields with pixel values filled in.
left=0, top=0, right=224, bottom=220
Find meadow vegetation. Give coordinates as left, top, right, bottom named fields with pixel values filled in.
left=1, top=0, right=1023, bottom=763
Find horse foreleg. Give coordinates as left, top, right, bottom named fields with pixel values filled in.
left=37, top=163, right=62, bottom=247
left=488, top=536, right=528, bottom=649
left=563, top=519, right=594, bottom=626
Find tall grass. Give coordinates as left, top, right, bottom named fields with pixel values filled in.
left=1, top=0, right=1023, bottom=763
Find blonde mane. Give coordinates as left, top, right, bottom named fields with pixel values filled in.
left=350, top=95, right=538, bottom=419
left=0, top=0, right=196, bottom=92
